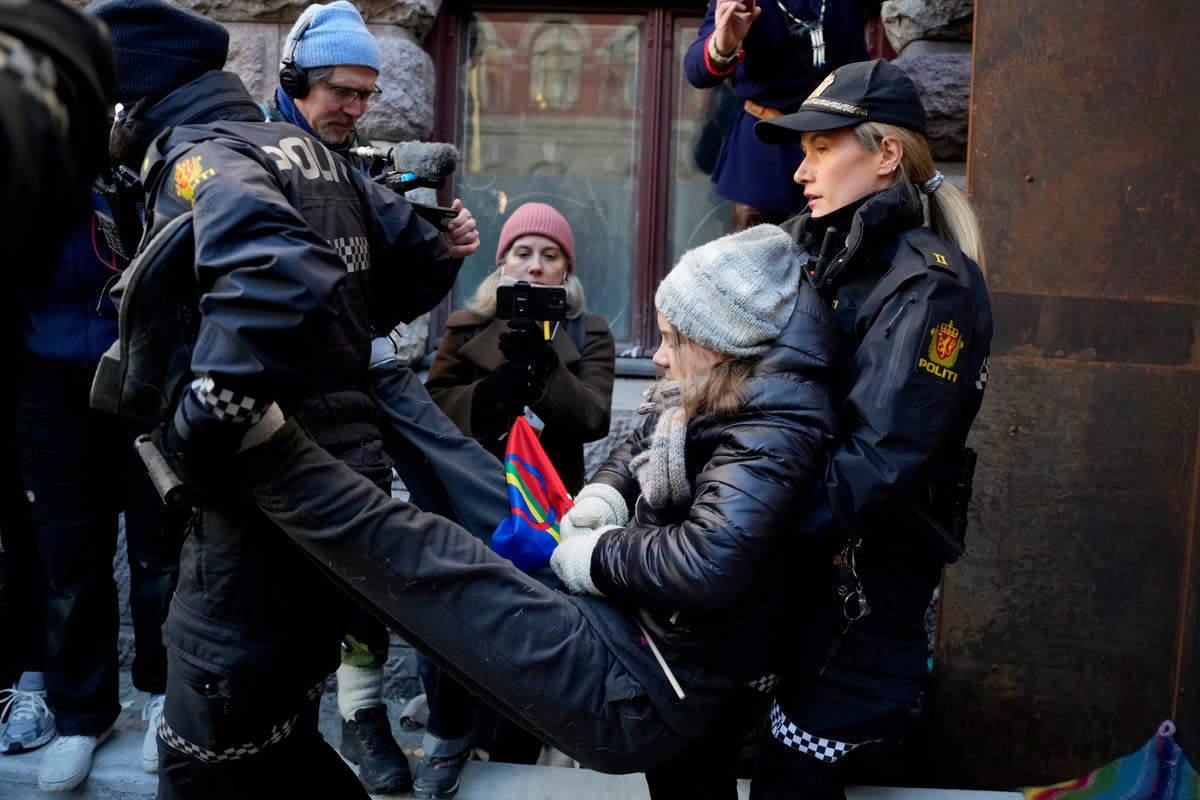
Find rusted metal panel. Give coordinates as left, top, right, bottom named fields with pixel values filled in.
left=932, top=0, right=1200, bottom=788
left=969, top=4, right=1200, bottom=302
left=935, top=362, right=1198, bottom=787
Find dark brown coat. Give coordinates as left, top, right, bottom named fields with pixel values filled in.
left=424, top=309, right=615, bottom=492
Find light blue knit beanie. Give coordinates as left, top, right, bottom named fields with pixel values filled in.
left=283, top=1, right=380, bottom=72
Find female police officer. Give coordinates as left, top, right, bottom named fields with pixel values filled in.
left=748, top=58, right=992, bottom=798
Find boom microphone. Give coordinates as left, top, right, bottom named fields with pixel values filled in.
left=360, top=140, right=461, bottom=230
left=349, top=145, right=392, bottom=161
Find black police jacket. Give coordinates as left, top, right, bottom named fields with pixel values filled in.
left=137, top=71, right=459, bottom=482
left=780, top=184, right=993, bottom=699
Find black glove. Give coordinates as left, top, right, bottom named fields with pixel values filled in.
left=471, top=362, right=529, bottom=437
left=156, top=389, right=251, bottom=501
left=499, top=317, right=559, bottom=382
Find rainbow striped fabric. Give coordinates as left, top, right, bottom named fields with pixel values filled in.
left=1022, top=720, right=1198, bottom=799
left=490, top=416, right=573, bottom=572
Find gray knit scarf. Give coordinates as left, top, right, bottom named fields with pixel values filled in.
left=630, top=380, right=691, bottom=510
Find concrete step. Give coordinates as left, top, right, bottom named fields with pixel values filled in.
left=0, top=689, right=1023, bottom=800
left=0, top=728, right=1025, bottom=800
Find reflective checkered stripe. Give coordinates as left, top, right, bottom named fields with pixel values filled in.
left=748, top=673, right=780, bottom=694
left=192, top=376, right=264, bottom=425
left=157, top=681, right=324, bottom=763
left=331, top=236, right=370, bottom=273
left=768, top=701, right=883, bottom=763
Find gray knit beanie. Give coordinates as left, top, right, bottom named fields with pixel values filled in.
left=655, top=225, right=802, bottom=358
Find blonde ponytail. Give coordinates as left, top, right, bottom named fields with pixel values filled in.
left=856, top=122, right=986, bottom=273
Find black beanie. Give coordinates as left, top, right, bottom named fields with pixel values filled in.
left=84, top=0, right=229, bottom=101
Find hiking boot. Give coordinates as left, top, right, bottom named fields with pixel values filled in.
left=141, top=693, right=165, bottom=773
left=411, top=748, right=472, bottom=799
left=0, top=671, right=56, bottom=754
left=339, top=705, right=412, bottom=794
left=37, top=728, right=113, bottom=792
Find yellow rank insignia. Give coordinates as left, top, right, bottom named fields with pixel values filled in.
left=918, top=320, right=964, bottom=383
left=174, top=155, right=216, bottom=206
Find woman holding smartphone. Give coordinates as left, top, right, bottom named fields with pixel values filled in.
left=424, top=201, right=615, bottom=494
left=416, top=202, right=616, bottom=796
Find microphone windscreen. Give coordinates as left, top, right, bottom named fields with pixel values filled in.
left=389, top=141, right=459, bottom=180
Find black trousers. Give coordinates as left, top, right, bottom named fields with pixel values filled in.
left=16, top=357, right=183, bottom=735
left=750, top=679, right=922, bottom=800
left=1, top=368, right=41, bottom=688
left=236, top=419, right=730, bottom=774
left=157, top=686, right=366, bottom=800
left=157, top=497, right=373, bottom=800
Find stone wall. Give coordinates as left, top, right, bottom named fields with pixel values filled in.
left=883, top=0, right=975, bottom=161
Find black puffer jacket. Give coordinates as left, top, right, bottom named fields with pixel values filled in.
left=586, top=281, right=839, bottom=688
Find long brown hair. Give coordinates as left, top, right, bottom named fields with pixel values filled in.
left=663, top=322, right=758, bottom=420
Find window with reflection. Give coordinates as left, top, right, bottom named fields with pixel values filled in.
left=438, top=5, right=732, bottom=358
left=529, top=23, right=582, bottom=110
left=475, top=21, right=512, bottom=110
left=597, top=25, right=640, bottom=112
left=452, top=11, right=643, bottom=348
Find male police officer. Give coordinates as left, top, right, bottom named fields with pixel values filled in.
left=83, top=2, right=479, bottom=797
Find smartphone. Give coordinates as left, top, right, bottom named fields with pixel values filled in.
left=495, top=280, right=567, bottom=321
left=411, top=202, right=458, bottom=232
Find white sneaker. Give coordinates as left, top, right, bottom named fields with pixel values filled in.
left=37, top=728, right=112, bottom=792
left=141, top=693, right=166, bottom=773
left=0, top=671, right=56, bottom=754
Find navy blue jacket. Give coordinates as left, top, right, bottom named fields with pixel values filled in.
left=683, top=0, right=869, bottom=212
left=138, top=72, right=457, bottom=479
left=128, top=71, right=461, bottom=702
left=22, top=193, right=122, bottom=370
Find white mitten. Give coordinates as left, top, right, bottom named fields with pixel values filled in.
left=550, top=526, right=618, bottom=596
left=557, top=513, right=590, bottom=542
left=567, top=483, right=629, bottom=529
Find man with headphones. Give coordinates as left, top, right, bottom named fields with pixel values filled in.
left=265, top=3, right=412, bottom=796
left=268, top=1, right=388, bottom=176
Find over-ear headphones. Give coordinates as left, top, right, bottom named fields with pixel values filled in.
left=279, top=14, right=314, bottom=99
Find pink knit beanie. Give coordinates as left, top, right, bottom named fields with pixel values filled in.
left=495, top=202, right=575, bottom=272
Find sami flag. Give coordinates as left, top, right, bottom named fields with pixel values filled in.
left=1021, top=720, right=1199, bottom=800
left=490, top=416, right=574, bottom=572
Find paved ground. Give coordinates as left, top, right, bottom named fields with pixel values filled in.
left=0, top=671, right=1024, bottom=800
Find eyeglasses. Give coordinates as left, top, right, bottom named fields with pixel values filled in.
left=319, top=80, right=383, bottom=106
